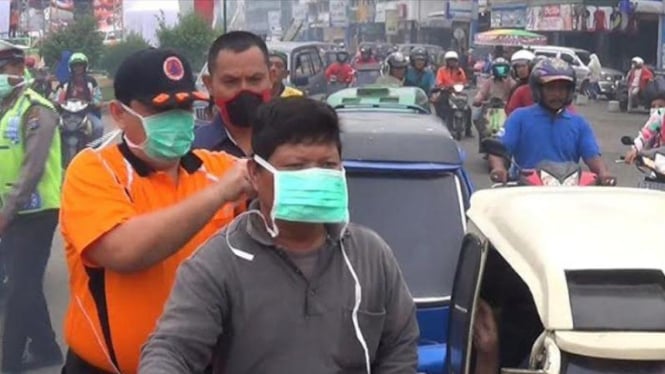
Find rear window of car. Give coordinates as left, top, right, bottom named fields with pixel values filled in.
left=563, top=352, right=665, bottom=373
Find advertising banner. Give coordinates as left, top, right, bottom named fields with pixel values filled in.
left=491, top=6, right=527, bottom=28
left=385, top=8, right=399, bottom=35
left=330, top=0, right=348, bottom=27
left=526, top=4, right=573, bottom=31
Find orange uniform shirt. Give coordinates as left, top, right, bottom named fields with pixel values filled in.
left=60, top=142, right=241, bottom=373
left=435, top=67, right=467, bottom=87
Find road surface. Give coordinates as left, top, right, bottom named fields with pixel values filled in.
left=16, top=100, right=651, bottom=373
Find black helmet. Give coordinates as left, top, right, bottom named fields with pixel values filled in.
left=336, top=50, right=350, bottom=62
left=387, top=52, right=408, bottom=69
left=529, top=57, right=577, bottom=106
left=360, top=47, right=372, bottom=56
left=491, top=57, right=511, bottom=79
left=644, top=77, right=665, bottom=104
left=409, top=47, right=428, bottom=66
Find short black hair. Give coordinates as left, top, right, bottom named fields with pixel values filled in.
left=207, top=31, right=269, bottom=74
left=252, top=97, right=342, bottom=160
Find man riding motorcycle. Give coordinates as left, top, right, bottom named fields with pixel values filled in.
left=473, top=57, right=514, bottom=139
left=508, top=49, right=535, bottom=100
left=353, top=46, right=378, bottom=67
left=324, top=50, right=355, bottom=86
left=434, top=50, right=471, bottom=136
left=405, top=47, right=436, bottom=94
left=53, top=52, right=103, bottom=142
left=627, top=56, right=654, bottom=110
left=375, top=52, right=408, bottom=86
left=488, top=57, right=614, bottom=185
left=624, top=76, right=665, bottom=163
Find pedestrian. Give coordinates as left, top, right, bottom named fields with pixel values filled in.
left=139, top=97, right=420, bottom=373
left=192, top=31, right=274, bottom=156
left=587, top=53, right=602, bottom=100
left=269, top=50, right=303, bottom=98
left=9, top=7, right=19, bottom=38
left=59, top=48, right=252, bottom=374
left=0, top=40, right=63, bottom=372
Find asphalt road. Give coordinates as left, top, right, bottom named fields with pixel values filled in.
left=14, top=100, right=651, bottom=373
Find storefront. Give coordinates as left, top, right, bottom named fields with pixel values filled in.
left=490, top=4, right=527, bottom=29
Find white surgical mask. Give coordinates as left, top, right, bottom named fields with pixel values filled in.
left=651, top=107, right=663, bottom=117
left=0, top=74, right=24, bottom=99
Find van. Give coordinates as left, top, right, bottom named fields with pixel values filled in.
left=529, top=45, right=591, bottom=89
left=195, top=41, right=328, bottom=100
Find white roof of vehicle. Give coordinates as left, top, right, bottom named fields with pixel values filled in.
left=467, top=187, right=665, bottom=330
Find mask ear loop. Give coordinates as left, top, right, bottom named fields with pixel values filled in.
left=339, top=225, right=371, bottom=374
left=253, top=155, right=281, bottom=238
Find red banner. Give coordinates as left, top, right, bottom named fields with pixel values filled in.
left=193, top=0, right=215, bottom=27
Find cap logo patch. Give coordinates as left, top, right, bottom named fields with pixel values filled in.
left=164, top=56, right=185, bottom=81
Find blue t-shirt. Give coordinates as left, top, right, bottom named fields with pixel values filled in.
left=405, top=67, right=435, bottom=94
left=501, top=104, right=601, bottom=169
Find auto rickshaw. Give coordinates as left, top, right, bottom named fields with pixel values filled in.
left=340, top=116, right=474, bottom=373
left=450, top=187, right=665, bottom=373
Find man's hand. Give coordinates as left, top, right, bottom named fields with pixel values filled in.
left=489, top=168, right=508, bottom=184
left=473, top=299, right=499, bottom=356
left=624, top=148, right=638, bottom=164
left=216, top=159, right=255, bottom=202
left=598, top=173, right=617, bottom=186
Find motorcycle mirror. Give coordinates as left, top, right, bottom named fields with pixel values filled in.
left=481, top=138, right=510, bottom=159
left=621, top=136, right=634, bottom=146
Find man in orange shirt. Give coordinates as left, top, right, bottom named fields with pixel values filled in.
left=59, top=48, right=251, bottom=373
left=435, top=51, right=471, bottom=136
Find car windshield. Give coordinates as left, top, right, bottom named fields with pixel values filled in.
left=347, top=172, right=465, bottom=299
left=576, top=50, right=591, bottom=66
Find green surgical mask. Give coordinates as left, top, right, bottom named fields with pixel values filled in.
left=254, top=155, right=349, bottom=237
left=0, top=74, right=23, bottom=99
left=122, top=104, right=194, bottom=161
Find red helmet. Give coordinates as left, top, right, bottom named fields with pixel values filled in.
left=25, top=56, right=36, bottom=68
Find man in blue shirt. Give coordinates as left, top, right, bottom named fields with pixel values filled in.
left=192, top=31, right=274, bottom=155
left=404, top=47, right=435, bottom=95
left=489, top=57, right=614, bottom=184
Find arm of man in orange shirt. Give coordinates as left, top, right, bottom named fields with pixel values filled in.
left=62, top=154, right=253, bottom=273
left=456, top=68, right=468, bottom=85
left=435, top=67, right=448, bottom=87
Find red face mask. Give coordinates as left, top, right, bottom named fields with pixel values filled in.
left=215, top=90, right=272, bottom=128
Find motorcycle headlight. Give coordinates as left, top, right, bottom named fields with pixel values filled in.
left=653, top=153, right=665, bottom=174
left=562, top=171, right=580, bottom=186
left=540, top=170, right=561, bottom=186
left=453, top=84, right=464, bottom=93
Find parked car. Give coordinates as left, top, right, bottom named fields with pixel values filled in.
left=530, top=45, right=591, bottom=90
left=597, top=66, right=624, bottom=100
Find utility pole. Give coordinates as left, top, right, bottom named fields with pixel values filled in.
left=223, top=0, right=227, bottom=31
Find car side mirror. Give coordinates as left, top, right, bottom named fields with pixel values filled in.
left=481, top=138, right=510, bottom=160
left=292, top=76, right=309, bottom=86
left=501, top=369, right=546, bottom=374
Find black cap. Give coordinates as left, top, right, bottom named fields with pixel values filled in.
left=114, top=48, right=208, bottom=108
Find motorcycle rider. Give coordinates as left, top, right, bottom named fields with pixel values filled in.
left=473, top=57, right=514, bottom=139
left=0, top=40, right=63, bottom=372
left=375, top=52, right=408, bottom=86
left=324, top=50, right=355, bottom=85
left=508, top=49, right=535, bottom=100
left=405, top=47, right=436, bottom=94
left=269, top=50, right=303, bottom=98
left=627, top=56, right=653, bottom=110
left=434, top=50, right=470, bottom=136
left=489, top=57, right=615, bottom=185
left=54, top=52, right=104, bottom=142
left=624, top=76, right=665, bottom=163
left=353, top=46, right=378, bottom=67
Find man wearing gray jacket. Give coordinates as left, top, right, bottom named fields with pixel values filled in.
left=140, top=97, right=419, bottom=374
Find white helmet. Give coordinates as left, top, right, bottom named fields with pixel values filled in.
left=511, top=49, right=535, bottom=65
left=632, top=56, right=645, bottom=66
left=444, top=50, right=459, bottom=61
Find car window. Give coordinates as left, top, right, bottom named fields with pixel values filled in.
left=535, top=51, right=557, bottom=59
left=309, top=48, right=323, bottom=74
left=561, top=53, right=580, bottom=66
left=293, top=51, right=314, bottom=78
left=576, top=51, right=591, bottom=66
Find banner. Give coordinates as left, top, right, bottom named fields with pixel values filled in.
left=330, top=0, right=348, bottom=27
left=385, top=9, right=398, bottom=35
left=526, top=4, right=573, bottom=31
left=660, top=14, right=665, bottom=69
left=94, top=0, right=122, bottom=33
left=491, top=7, right=527, bottom=28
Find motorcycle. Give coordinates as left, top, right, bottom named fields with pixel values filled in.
left=619, top=136, right=665, bottom=190
left=327, top=75, right=352, bottom=96
left=482, top=138, right=605, bottom=187
left=482, top=97, right=507, bottom=138
left=433, top=84, right=470, bottom=141
left=58, top=99, right=92, bottom=168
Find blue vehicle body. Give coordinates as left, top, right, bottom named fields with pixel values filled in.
left=340, top=111, right=473, bottom=373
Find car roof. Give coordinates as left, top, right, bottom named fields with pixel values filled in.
left=267, top=41, right=325, bottom=53
left=468, top=187, right=665, bottom=331
left=339, top=111, right=462, bottom=164
left=328, top=86, right=423, bottom=104
left=530, top=45, right=580, bottom=54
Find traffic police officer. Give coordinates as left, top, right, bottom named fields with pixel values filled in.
left=0, top=40, right=63, bottom=372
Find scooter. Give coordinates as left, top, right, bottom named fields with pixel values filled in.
left=482, top=97, right=507, bottom=138
left=432, top=84, right=470, bottom=141
left=619, top=136, right=665, bottom=190
left=58, top=99, right=92, bottom=168
left=483, top=138, right=605, bottom=187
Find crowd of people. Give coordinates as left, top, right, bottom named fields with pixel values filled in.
left=1, top=28, right=665, bottom=374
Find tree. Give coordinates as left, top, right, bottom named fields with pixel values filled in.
left=99, top=33, right=150, bottom=78
left=40, top=16, right=104, bottom=68
left=156, top=12, right=220, bottom=71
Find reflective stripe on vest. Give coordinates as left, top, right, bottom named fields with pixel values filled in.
left=0, top=88, right=62, bottom=214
